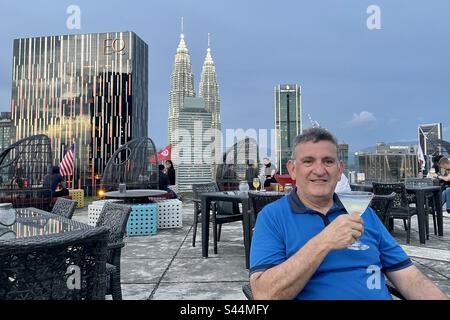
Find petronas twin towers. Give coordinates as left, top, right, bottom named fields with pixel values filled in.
left=168, top=25, right=221, bottom=191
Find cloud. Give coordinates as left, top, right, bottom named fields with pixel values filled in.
left=345, top=111, right=376, bottom=127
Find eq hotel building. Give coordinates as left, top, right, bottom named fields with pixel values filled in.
left=10, top=31, right=148, bottom=192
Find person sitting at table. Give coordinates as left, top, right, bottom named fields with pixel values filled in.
left=43, top=166, right=69, bottom=197
left=158, top=164, right=178, bottom=199
left=262, top=158, right=277, bottom=188
left=245, top=160, right=259, bottom=190
left=437, top=157, right=450, bottom=212
left=249, top=127, right=447, bottom=300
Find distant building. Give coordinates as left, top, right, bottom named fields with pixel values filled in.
left=10, top=32, right=148, bottom=192
left=419, top=123, right=443, bottom=156
left=338, top=143, right=349, bottom=175
left=274, top=84, right=302, bottom=175
left=175, top=97, right=213, bottom=192
left=0, top=112, right=12, bottom=152
left=356, top=142, right=418, bottom=182
left=199, top=36, right=221, bottom=178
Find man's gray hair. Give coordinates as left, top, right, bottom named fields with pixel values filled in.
left=291, top=128, right=339, bottom=159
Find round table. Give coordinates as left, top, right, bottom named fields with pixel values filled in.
left=104, top=189, right=167, bottom=203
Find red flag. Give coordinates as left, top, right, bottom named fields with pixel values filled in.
left=60, top=144, right=75, bottom=177
left=157, top=144, right=172, bottom=161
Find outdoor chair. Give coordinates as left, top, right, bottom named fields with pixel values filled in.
left=191, top=182, right=243, bottom=253
left=51, top=197, right=77, bottom=219
left=95, top=202, right=132, bottom=300
left=248, top=191, right=285, bottom=229
left=241, top=282, right=405, bottom=300
left=372, top=182, right=418, bottom=244
left=404, top=178, right=438, bottom=238
left=369, top=192, right=396, bottom=229
left=0, top=227, right=109, bottom=300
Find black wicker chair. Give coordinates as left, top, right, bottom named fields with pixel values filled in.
left=248, top=191, right=285, bottom=228
left=372, top=182, right=418, bottom=244
left=95, top=202, right=132, bottom=300
left=369, top=193, right=396, bottom=229
left=191, top=183, right=243, bottom=254
left=0, top=227, right=109, bottom=300
left=51, top=197, right=77, bottom=219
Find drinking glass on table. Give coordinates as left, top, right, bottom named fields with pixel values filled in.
left=337, top=191, right=374, bottom=251
left=253, top=178, right=261, bottom=191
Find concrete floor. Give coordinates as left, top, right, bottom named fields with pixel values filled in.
left=72, top=200, right=450, bottom=300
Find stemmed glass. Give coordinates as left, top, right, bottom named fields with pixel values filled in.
left=252, top=178, right=261, bottom=191
left=337, top=191, right=374, bottom=251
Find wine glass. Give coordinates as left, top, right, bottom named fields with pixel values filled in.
left=253, top=178, right=261, bottom=191
left=337, top=191, right=374, bottom=251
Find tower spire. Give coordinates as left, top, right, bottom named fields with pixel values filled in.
left=208, top=33, right=211, bottom=48
left=181, top=17, right=184, bottom=37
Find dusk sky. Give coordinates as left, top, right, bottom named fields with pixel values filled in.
left=1, top=0, right=449, bottom=154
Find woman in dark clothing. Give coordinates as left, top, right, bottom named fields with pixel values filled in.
left=165, top=160, right=176, bottom=186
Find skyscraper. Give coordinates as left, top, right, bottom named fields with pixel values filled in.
left=274, top=84, right=302, bottom=174
left=168, top=25, right=195, bottom=156
left=0, top=112, right=12, bottom=152
left=338, top=143, right=349, bottom=175
left=10, top=32, right=148, bottom=192
left=176, top=97, right=213, bottom=192
left=418, top=123, right=443, bottom=156
left=199, top=34, right=221, bottom=175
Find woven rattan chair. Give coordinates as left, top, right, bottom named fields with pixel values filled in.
left=248, top=191, right=285, bottom=228
left=191, top=183, right=243, bottom=253
left=96, top=202, right=132, bottom=300
left=369, top=193, right=396, bottom=228
left=0, top=227, right=109, bottom=300
left=51, top=197, right=77, bottom=219
left=372, top=182, right=418, bottom=244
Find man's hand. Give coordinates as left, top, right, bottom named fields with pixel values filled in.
left=317, top=213, right=364, bottom=250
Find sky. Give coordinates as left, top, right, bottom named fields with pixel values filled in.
left=0, top=0, right=449, bottom=154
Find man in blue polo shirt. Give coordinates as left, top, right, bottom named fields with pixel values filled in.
left=250, top=128, right=447, bottom=300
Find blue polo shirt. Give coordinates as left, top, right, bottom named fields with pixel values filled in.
left=250, top=188, right=412, bottom=300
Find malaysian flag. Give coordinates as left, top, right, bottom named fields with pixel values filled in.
left=60, top=144, right=75, bottom=177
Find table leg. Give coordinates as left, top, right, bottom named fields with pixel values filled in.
left=416, top=191, right=426, bottom=244
left=241, top=199, right=250, bottom=269
left=434, top=190, right=444, bottom=236
left=202, top=197, right=211, bottom=258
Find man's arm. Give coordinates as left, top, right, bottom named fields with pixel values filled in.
left=386, top=265, right=448, bottom=300
left=250, top=213, right=364, bottom=300
left=438, top=175, right=450, bottom=182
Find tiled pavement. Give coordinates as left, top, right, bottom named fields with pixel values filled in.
left=72, top=200, right=450, bottom=300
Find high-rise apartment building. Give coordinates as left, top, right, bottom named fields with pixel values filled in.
left=176, top=97, right=213, bottom=192
left=0, top=112, right=12, bottom=152
left=274, top=84, right=302, bottom=174
left=10, top=32, right=148, bottom=191
left=418, top=123, right=443, bottom=155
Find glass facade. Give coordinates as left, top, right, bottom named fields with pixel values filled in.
left=274, top=84, right=302, bottom=174
left=10, top=32, right=148, bottom=192
left=338, top=144, right=349, bottom=175
left=357, top=154, right=419, bottom=182
left=418, top=123, right=443, bottom=156
left=0, top=112, right=12, bottom=152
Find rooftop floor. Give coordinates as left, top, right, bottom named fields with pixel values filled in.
left=72, top=200, right=450, bottom=300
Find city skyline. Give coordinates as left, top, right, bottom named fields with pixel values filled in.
left=1, top=0, right=449, bottom=153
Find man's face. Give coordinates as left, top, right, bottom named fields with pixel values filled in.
left=287, top=140, right=343, bottom=202
left=263, top=159, right=270, bottom=166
